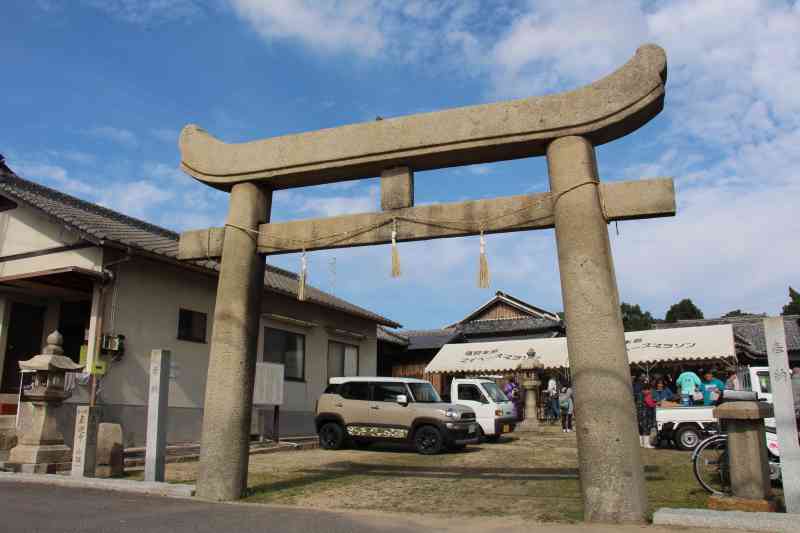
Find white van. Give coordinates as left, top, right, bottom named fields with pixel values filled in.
left=448, top=378, right=517, bottom=441
left=655, top=366, right=777, bottom=450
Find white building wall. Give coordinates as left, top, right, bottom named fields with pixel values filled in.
left=0, top=205, right=382, bottom=444
left=0, top=207, right=102, bottom=277
left=95, top=256, right=378, bottom=443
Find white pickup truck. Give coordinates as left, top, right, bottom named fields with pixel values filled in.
left=655, top=366, right=774, bottom=450
left=446, top=378, right=517, bottom=442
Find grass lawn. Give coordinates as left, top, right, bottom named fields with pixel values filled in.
left=163, top=426, right=713, bottom=522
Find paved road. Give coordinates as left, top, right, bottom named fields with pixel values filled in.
left=0, top=482, right=415, bottom=533
left=0, top=481, right=740, bottom=533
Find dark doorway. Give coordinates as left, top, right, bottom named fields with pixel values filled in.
left=2, top=302, right=45, bottom=393
left=59, top=300, right=91, bottom=364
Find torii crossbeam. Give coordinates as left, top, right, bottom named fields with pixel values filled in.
left=179, top=44, right=672, bottom=524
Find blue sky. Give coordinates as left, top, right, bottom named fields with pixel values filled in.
left=3, top=0, right=799, bottom=329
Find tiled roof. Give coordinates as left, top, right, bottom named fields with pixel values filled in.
left=0, top=162, right=399, bottom=327
left=400, top=328, right=462, bottom=350
left=380, top=316, right=562, bottom=352
left=376, top=326, right=409, bottom=346
left=459, top=316, right=562, bottom=336
left=654, top=316, right=800, bottom=355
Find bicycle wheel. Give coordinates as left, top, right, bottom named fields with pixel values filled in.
left=692, top=435, right=731, bottom=496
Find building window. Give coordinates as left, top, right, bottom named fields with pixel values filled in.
left=327, top=341, right=359, bottom=381
left=263, top=328, right=305, bottom=381
left=177, top=309, right=207, bottom=343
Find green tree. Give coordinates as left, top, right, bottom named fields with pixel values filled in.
left=620, top=302, right=654, bottom=331
left=782, top=286, right=800, bottom=315
left=722, top=309, right=763, bottom=318
left=723, top=309, right=744, bottom=317
left=665, top=298, right=704, bottom=322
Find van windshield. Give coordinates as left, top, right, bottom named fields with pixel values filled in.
left=482, top=382, right=510, bottom=403
left=408, top=383, right=442, bottom=403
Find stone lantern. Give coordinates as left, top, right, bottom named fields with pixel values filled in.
left=6, top=331, right=83, bottom=472
left=517, top=348, right=543, bottom=431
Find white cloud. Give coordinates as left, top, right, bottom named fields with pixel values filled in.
left=150, top=128, right=180, bottom=144
left=85, top=126, right=138, bottom=147
left=279, top=185, right=378, bottom=218
left=467, top=164, right=491, bottom=176
left=53, top=150, right=96, bottom=165
left=490, top=0, right=647, bottom=97
left=143, top=161, right=187, bottom=183
left=612, top=178, right=800, bottom=317
left=81, top=0, right=204, bottom=24
left=227, top=0, right=504, bottom=65
left=13, top=162, right=95, bottom=196
left=96, top=181, right=174, bottom=219
left=229, top=0, right=384, bottom=57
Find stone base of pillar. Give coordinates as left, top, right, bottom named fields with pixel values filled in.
left=517, top=378, right=540, bottom=432
left=0, top=460, right=72, bottom=474
left=708, top=495, right=777, bottom=513
left=515, top=420, right=539, bottom=432
left=8, top=443, right=72, bottom=464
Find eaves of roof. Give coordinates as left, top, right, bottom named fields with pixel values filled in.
left=0, top=162, right=400, bottom=328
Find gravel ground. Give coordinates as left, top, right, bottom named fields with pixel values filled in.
left=162, top=426, right=710, bottom=522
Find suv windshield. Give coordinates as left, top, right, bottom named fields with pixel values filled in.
left=482, top=382, right=510, bottom=403
left=408, top=382, right=442, bottom=403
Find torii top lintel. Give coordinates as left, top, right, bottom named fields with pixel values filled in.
left=180, top=44, right=667, bottom=191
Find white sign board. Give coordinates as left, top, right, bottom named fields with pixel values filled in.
left=253, top=362, right=284, bottom=406
left=764, top=317, right=800, bottom=513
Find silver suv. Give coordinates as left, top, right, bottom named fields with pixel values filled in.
left=315, top=377, right=479, bottom=454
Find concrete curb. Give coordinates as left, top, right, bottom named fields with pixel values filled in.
left=0, top=472, right=195, bottom=498
left=653, top=507, right=793, bottom=532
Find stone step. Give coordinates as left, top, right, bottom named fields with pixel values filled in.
left=123, top=438, right=319, bottom=470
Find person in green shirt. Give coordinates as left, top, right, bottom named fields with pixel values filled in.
left=701, top=371, right=725, bottom=406
left=676, top=370, right=702, bottom=406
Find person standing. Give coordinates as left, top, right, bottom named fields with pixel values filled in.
left=652, top=380, right=673, bottom=404
left=725, top=371, right=740, bottom=391
left=675, top=369, right=702, bottom=406
left=547, top=374, right=560, bottom=424
left=701, top=371, right=725, bottom=406
left=637, top=383, right=657, bottom=447
left=504, top=376, right=522, bottom=421
left=559, top=386, right=574, bottom=432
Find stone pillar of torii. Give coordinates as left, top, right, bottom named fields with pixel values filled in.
left=178, top=44, right=674, bottom=524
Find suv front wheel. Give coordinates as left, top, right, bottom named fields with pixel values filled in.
left=413, top=425, right=444, bottom=455
left=319, top=422, right=346, bottom=450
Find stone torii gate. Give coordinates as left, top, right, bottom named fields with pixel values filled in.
left=178, top=44, right=674, bottom=523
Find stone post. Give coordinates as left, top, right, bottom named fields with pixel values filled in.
left=518, top=377, right=541, bottom=431
left=71, top=405, right=101, bottom=477
left=764, top=317, right=800, bottom=513
left=197, top=183, right=271, bottom=501
left=95, top=422, right=124, bottom=478
left=145, top=349, right=170, bottom=482
left=547, top=136, right=648, bottom=523
left=711, top=401, right=774, bottom=510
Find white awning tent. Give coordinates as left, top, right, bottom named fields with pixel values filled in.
left=424, top=324, right=736, bottom=374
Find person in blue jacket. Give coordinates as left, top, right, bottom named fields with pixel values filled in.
left=652, top=380, right=674, bottom=404
left=701, top=370, right=725, bottom=406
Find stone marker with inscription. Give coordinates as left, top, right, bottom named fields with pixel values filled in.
left=145, top=349, right=170, bottom=482
left=71, top=405, right=101, bottom=477
left=764, top=317, right=800, bottom=513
